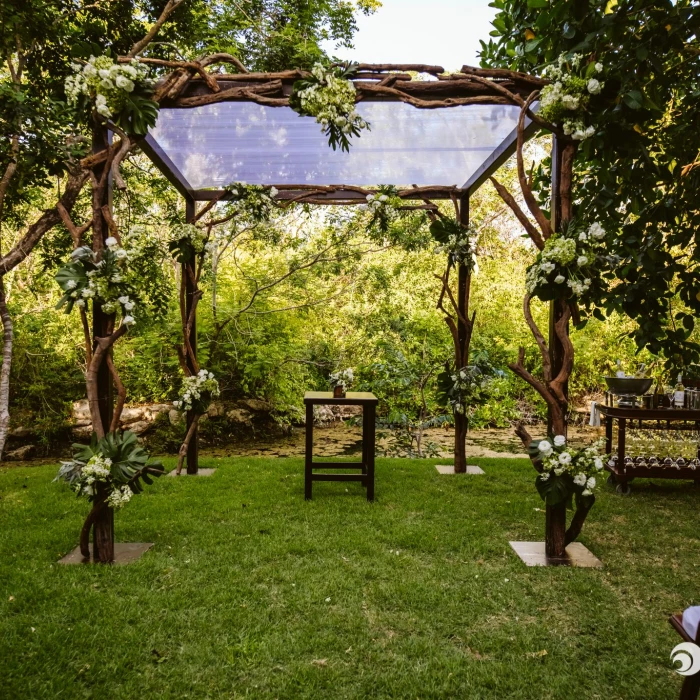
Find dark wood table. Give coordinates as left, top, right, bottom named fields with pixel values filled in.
left=599, top=404, right=700, bottom=494
left=303, top=391, right=378, bottom=501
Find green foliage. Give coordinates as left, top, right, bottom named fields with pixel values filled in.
left=55, top=429, right=163, bottom=504
left=481, top=0, right=700, bottom=371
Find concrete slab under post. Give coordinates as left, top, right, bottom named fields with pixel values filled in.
left=167, top=468, right=216, bottom=477
left=509, top=541, right=602, bottom=568
left=58, top=543, right=154, bottom=565
left=435, top=464, right=485, bottom=475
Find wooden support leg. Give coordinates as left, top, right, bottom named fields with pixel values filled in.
left=605, top=415, right=613, bottom=455
left=361, top=406, right=368, bottom=487
left=679, top=672, right=700, bottom=700
left=305, top=402, right=313, bottom=500
left=367, top=404, right=376, bottom=502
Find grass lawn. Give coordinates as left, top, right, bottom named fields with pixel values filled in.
left=0, top=456, right=698, bottom=699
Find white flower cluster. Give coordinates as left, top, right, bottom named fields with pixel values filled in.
left=174, top=369, right=220, bottom=413
left=525, top=221, right=606, bottom=300
left=63, top=239, right=137, bottom=325
left=65, top=55, right=149, bottom=119
left=535, top=435, right=604, bottom=498
left=540, top=54, right=604, bottom=141
left=447, top=366, right=489, bottom=415
left=107, top=485, right=133, bottom=509
left=63, top=453, right=130, bottom=507
left=225, top=182, right=280, bottom=223
left=77, top=454, right=113, bottom=496
left=435, top=228, right=478, bottom=271
left=172, top=223, right=208, bottom=254
left=295, top=63, right=368, bottom=138
left=330, top=368, right=354, bottom=390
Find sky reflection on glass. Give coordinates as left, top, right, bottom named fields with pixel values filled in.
left=149, top=101, right=521, bottom=190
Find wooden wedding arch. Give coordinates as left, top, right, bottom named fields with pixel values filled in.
left=96, top=60, right=565, bottom=474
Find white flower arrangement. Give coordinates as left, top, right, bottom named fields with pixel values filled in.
left=539, top=53, right=604, bottom=141
left=435, top=225, right=478, bottom=272
left=55, top=241, right=140, bottom=327
left=329, top=368, right=354, bottom=391
left=172, top=222, right=208, bottom=253
left=224, top=182, right=280, bottom=224
left=531, top=436, right=605, bottom=503
left=55, top=430, right=163, bottom=511
left=525, top=220, right=609, bottom=301
left=441, top=364, right=494, bottom=417
left=65, top=55, right=150, bottom=120
left=174, top=369, right=220, bottom=414
left=289, top=62, right=370, bottom=151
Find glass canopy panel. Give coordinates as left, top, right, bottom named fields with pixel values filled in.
left=149, top=101, right=522, bottom=190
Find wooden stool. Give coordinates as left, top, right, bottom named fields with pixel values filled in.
left=303, top=392, right=378, bottom=501
left=669, top=613, right=700, bottom=700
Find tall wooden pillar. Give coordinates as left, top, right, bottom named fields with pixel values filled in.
left=184, top=196, right=199, bottom=474
left=92, top=127, right=114, bottom=434
left=91, top=125, right=115, bottom=563
left=454, top=193, right=471, bottom=473
left=548, top=135, right=567, bottom=437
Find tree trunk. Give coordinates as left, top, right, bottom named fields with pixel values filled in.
left=92, top=489, right=114, bottom=563
left=0, top=278, right=13, bottom=460
left=545, top=501, right=567, bottom=558
left=454, top=413, right=468, bottom=473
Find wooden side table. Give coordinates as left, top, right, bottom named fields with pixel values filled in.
left=303, top=391, right=378, bottom=501
left=598, top=404, right=700, bottom=494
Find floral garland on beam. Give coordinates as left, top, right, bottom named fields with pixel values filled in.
left=289, top=62, right=370, bottom=152
left=539, top=53, right=604, bottom=141
left=224, top=182, right=281, bottom=223
left=65, top=55, right=158, bottom=135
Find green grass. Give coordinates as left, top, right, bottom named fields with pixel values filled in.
left=0, top=456, right=698, bottom=699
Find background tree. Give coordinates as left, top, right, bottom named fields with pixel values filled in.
left=481, top=0, right=700, bottom=371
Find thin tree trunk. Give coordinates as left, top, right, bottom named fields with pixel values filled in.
left=545, top=502, right=567, bottom=558
left=92, top=487, right=114, bottom=563
left=454, top=413, right=468, bottom=473
left=0, top=278, right=14, bottom=460
left=176, top=414, right=200, bottom=475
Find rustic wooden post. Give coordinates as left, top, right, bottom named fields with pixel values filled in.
left=453, top=193, right=471, bottom=473
left=91, top=124, right=115, bottom=563
left=184, top=196, right=199, bottom=474
left=545, top=135, right=568, bottom=558
left=547, top=134, right=567, bottom=437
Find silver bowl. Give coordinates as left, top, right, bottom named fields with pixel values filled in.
left=604, top=377, right=653, bottom=396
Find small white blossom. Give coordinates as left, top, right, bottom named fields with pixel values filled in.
left=553, top=435, right=566, bottom=447
left=587, top=78, right=601, bottom=95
